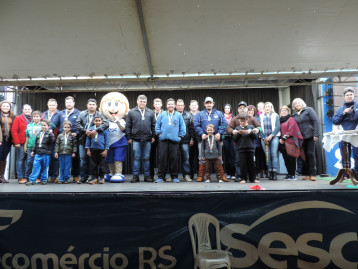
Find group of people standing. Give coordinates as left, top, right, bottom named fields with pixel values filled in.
left=7, top=87, right=358, bottom=185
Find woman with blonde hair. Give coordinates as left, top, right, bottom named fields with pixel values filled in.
left=259, top=102, right=280, bottom=180
left=292, top=98, right=320, bottom=181
left=279, top=105, right=304, bottom=180
left=0, top=100, right=15, bottom=183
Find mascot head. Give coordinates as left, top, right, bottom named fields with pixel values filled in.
left=100, top=92, right=129, bottom=121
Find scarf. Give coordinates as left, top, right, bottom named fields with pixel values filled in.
left=280, top=114, right=291, bottom=123
left=1, top=113, right=10, bottom=139
left=23, top=113, right=32, bottom=124
left=224, top=113, right=232, bottom=125
left=280, top=117, right=305, bottom=159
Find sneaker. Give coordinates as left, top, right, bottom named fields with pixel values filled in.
left=64, top=180, right=69, bottom=184
left=88, top=178, right=98, bottom=184
left=226, top=175, right=231, bottom=180
left=234, top=177, right=241, bottom=182
left=284, top=175, right=289, bottom=179
left=131, top=175, right=139, bottom=183
left=26, top=181, right=34, bottom=186
left=219, top=180, right=224, bottom=183
left=49, top=177, right=57, bottom=183
left=173, top=178, right=180, bottom=183
left=36, top=179, right=41, bottom=183
left=205, top=179, right=211, bottom=183
left=166, top=178, right=172, bottom=182
left=73, top=177, right=80, bottom=183
left=98, top=178, right=105, bottom=184
left=41, top=181, right=47, bottom=185
left=184, top=175, right=192, bottom=182
left=18, top=178, right=27, bottom=184
left=58, top=181, right=63, bottom=184
left=289, top=175, right=297, bottom=181
left=231, top=176, right=236, bottom=181
left=144, top=176, right=153, bottom=182
left=155, top=178, right=164, bottom=183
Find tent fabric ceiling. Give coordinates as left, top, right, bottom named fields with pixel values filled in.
left=1, top=0, right=358, bottom=82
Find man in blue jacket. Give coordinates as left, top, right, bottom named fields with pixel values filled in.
left=332, top=87, right=358, bottom=174
left=155, top=98, right=186, bottom=183
left=194, top=97, right=228, bottom=182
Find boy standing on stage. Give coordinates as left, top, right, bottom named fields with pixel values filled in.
left=24, top=110, right=42, bottom=183
left=232, top=112, right=260, bottom=184
left=55, top=121, right=77, bottom=184
left=26, top=119, right=55, bottom=185
left=201, top=124, right=222, bottom=183
left=86, top=116, right=109, bottom=184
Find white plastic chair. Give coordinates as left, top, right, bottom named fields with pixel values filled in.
left=188, top=213, right=231, bottom=269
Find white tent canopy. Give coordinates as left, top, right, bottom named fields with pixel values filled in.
left=1, top=0, right=358, bottom=88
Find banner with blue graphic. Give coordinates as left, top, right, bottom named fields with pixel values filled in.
left=0, top=191, right=358, bottom=268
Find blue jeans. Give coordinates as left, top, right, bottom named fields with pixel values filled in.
left=132, top=141, right=151, bottom=176
left=15, top=145, right=26, bottom=179
left=79, top=144, right=89, bottom=180
left=25, top=151, right=35, bottom=179
left=180, top=143, right=190, bottom=176
left=261, top=136, right=279, bottom=171
left=48, top=143, right=59, bottom=178
left=59, top=154, right=72, bottom=182
left=29, top=154, right=51, bottom=182
left=234, top=144, right=241, bottom=177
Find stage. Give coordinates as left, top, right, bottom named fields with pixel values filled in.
left=1, top=175, right=357, bottom=269
left=0, top=175, right=353, bottom=193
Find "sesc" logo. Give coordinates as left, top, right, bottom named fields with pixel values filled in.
left=219, top=201, right=357, bottom=268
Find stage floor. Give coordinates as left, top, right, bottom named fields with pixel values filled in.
left=0, top=174, right=355, bottom=193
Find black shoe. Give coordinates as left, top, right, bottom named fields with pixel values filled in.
left=144, top=176, right=153, bottom=182
left=131, top=175, right=139, bottom=183
left=269, top=171, right=274, bottom=180
left=273, top=172, right=277, bottom=181
left=234, top=177, right=242, bottom=182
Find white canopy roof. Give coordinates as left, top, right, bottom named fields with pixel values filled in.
left=1, top=0, right=358, bottom=88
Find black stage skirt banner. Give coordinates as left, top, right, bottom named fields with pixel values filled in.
left=0, top=191, right=358, bottom=269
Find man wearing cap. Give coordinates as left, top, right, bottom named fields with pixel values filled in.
left=332, top=87, right=358, bottom=174
left=194, top=97, right=228, bottom=182
left=227, top=101, right=261, bottom=181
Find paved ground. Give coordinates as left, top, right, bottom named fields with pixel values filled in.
left=0, top=174, right=356, bottom=193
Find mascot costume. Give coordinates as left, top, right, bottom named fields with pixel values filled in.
left=100, top=92, right=129, bottom=182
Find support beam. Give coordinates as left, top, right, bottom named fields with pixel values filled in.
left=135, top=0, right=154, bottom=79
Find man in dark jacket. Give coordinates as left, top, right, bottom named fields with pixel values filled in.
left=332, top=87, right=358, bottom=174
left=75, top=99, right=109, bottom=183
left=227, top=101, right=261, bottom=181
left=194, top=97, right=228, bottom=182
left=42, top=98, right=61, bottom=182
left=126, top=95, right=156, bottom=183
left=176, top=99, right=195, bottom=182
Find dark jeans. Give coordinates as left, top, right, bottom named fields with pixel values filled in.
left=0, top=140, right=12, bottom=161
left=255, top=144, right=267, bottom=173
left=49, top=143, right=59, bottom=178
left=189, top=139, right=199, bottom=178
left=89, top=149, right=106, bottom=178
left=150, top=137, right=159, bottom=177
left=302, top=138, right=316, bottom=176
left=158, top=140, right=179, bottom=179
left=280, top=148, right=297, bottom=176
left=223, top=137, right=235, bottom=176
left=239, top=151, right=256, bottom=181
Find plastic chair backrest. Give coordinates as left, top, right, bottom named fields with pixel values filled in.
left=188, top=213, right=222, bottom=256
